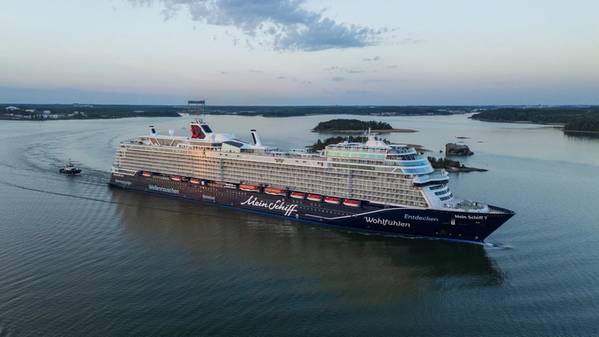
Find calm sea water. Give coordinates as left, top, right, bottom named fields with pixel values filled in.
left=1, top=114, right=598, bottom=337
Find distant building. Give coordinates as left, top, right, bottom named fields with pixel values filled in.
left=73, top=103, right=94, bottom=108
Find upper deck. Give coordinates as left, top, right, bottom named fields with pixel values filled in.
left=114, top=120, right=507, bottom=212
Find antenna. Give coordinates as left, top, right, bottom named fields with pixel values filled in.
left=187, top=99, right=206, bottom=120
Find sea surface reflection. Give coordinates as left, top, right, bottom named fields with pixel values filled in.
left=1, top=114, right=598, bottom=337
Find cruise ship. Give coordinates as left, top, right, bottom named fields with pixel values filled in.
left=109, top=119, right=514, bottom=243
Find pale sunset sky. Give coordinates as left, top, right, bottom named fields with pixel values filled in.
left=1, top=0, right=598, bottom=105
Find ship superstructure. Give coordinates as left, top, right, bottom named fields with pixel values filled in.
left=110, top=120, right=513, bottom=243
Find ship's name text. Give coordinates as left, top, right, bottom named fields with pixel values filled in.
left=404, top=214, right=438, bottom=222
left=454, top=214, right=487, bottom=220
left=365, top=217, right=411, bottom=228
left=241, top=196, right=298, bottom=217
left=148, top=184, right=179, bottom=194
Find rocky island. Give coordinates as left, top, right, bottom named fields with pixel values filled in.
left=445, top=143, right=474, bottom=156
left=428, top=157, right=487, bottom=172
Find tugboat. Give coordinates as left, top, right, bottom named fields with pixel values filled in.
left=59, top=161, right=81, bottom=175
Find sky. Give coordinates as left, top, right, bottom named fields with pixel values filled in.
left=0, top=0, right=598, bottom=105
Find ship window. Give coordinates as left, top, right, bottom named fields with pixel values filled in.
left=201, top=125, right=213, bottom=133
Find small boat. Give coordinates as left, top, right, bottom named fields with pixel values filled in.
left=189, top=178, right=200, bottom=184
left=324, top=196, right=340, bottom=205
left=307, top=194, right=322, bottom=202
left=224, top=183, right=237, bottom=189
left=170, top=175, right=182, bottom=182
left=59, top=161, right=81, bottom=175
left=240, top=184, right=260, bottom=192
left=142, top=171, right=152, bottom=177
left=343, top=199, right=361, bottom=207
left=181, top=177, right=190, bottom=182
left=290, top=191, right=305, bottom=199
left=264, top=187, right=286, bottom=196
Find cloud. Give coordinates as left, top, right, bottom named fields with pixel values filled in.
left=362, top=78, right=391, bottom=83
left=345, top=89, right=371, bottom=95
left=324, top=66, right=364, bottom=74
left=362, top=56, right=381, bottom=62
left=331, top=76, right=345, bottom=82
left=130, top=0, right=385, bottom=51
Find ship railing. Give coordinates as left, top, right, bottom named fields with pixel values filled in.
left=441, top=198, right=491, bottom=212
left=413, top=171, right=449, bottom=184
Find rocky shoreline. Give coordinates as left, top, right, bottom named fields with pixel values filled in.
left=428, top=157, right=487, bottom=172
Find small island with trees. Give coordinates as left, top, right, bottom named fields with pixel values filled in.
left=471, top=106, right=599, bottom=133
left=312, top=119, right=417, bottom=133
left=307, top=136, right=369, bottom=151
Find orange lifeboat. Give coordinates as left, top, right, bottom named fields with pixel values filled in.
left=290, top=191, right=305, bottom=199
left=170, top=175, right=182, bottom=182
left=324, top=196, right=340, bottom=205
left=240, top=184, right=260, bottom=192
left=189, top=178, right=200, bottom=185
left=142, top=171, right=152, bottom=177
left=307, top=194, right=322, bottom=202
left=264, top=187, right=286, bottom=196
left=343, top=199, right=361, bottom=207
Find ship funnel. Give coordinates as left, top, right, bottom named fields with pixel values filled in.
left=149, top=125, right=157, bottom=135
left=250, top=129, right=262, bottom=146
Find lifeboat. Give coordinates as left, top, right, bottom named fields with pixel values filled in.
left=189, top=178, right=200, bottom=185
left=290, top=191, right=305, bottom=199
left=181, top=177, right=190, bottom=182
left=324, top=196, right=340, bottom=205
left=142, top=171, right=152, bottom=177
left=307, top=194, right=322, bottom=202
left=343, top=199, right=361, bottom=207
left=240, top=184, right=260, bottom=192
left=264, top=187, right=286, bottom=196
left=224, top=183, right=237, bottom=189
left=170, top=175, right=182, bottom=182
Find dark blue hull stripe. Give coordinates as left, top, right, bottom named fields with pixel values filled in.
left=109, top=174, right=513, bottom=243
